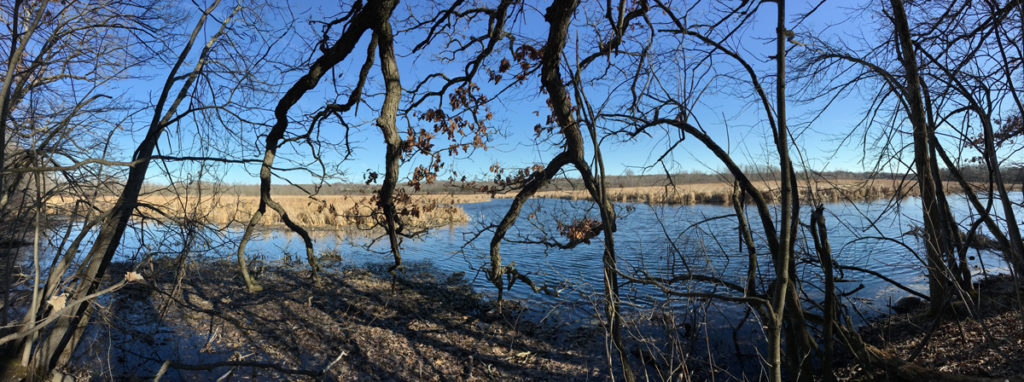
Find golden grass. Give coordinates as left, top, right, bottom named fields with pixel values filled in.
left=53, top=193, right=492, bottom=229
left=512, top=178, right=987, bottom=206
left=49, top=178, right=1009, bottom=227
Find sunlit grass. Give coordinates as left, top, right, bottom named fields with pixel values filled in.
left=53, top=193, right=491, bottom=229
left=516, top=179, right=979, bottom=205
left=49, top=178, right=998, bottom=229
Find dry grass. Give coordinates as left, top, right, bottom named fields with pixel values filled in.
left=53, top=193, right=492, bottom=229
left=843, top=275, right=1024, bottom=379
left=514, top=179, right=988, bottom=205
left=50, top=178, right=1008, bottom=225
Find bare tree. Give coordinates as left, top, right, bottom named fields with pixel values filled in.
left=233, top=0, right=407, bottom=293
left=0, top=1, right=291, bottom=376
left=796, top=0, right=1024, bottom=316
left=603, top=1, right=818, bottom=378
left=0, top=0, right=170, bottom=322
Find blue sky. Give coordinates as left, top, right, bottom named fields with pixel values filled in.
left=109, top=0, right=1007, bottom=186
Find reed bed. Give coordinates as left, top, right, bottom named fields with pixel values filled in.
left=50, top=178, right=1007, bottom=225
left=516, top=179, right=966, bottom=206
left=53, top=193, right=491, bottom=229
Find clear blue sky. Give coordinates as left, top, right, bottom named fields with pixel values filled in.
left=110, top=0, right=1008, bottom=186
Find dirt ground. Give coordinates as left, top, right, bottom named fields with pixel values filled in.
left=61, top=261, right=1024, bottom=381
left=842, top=275, right=1024, bottom=380
left=64, top=260, right=607, bottom=381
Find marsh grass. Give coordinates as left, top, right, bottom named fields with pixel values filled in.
left=519, top=179, right=980, bottom=205
left=50, top=178, right=999, bottom=228
left=53, top=193, right=491, bottom=229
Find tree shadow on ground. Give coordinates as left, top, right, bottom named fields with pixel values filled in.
left=68, top=258, right=608, bottom=381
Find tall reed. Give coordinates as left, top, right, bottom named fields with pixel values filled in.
left=513, top=179, right=974, bottom=206
left=53, top=193, right=488, bottom=229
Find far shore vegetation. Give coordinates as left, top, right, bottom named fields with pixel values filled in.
left=50, top=167, right=1021, bottom=229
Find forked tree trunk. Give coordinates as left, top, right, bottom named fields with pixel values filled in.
left=235, top=0, right=400, bottom=292
left=890, top=0, right=956, bottom=315
left=485, top=1, right=636, bottom=379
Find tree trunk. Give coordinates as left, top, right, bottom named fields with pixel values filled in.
left=890, top=0, right=953, bottom=315
left=771, top=1, right=794, bottom=380
left=373, top=13, right=404, bottom=275
left=235, top=0, right=400, bottom=291
left=810, top=206, right=836, bottom=382
left=28, top=1, right=232, bottom=370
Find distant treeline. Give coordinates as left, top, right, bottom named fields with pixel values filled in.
left=940, top=165, right=1024, bottom=184
left=135, top=166, right=1022, bottom=196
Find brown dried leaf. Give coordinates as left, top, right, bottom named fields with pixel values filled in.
left=125, top=271, right=144, bottom=282
left=47, top=293, right=68, bottom=311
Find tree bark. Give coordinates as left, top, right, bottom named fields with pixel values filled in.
left=770, top=1, right=793, bottom=380
left=235, top=0, right=400, bottom=292
left=890, top=0, right=954, bottom=315
left=373, top=10, right=404, bottom=275
left=810, top=206, right=836, bottom=382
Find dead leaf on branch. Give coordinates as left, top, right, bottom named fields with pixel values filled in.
left=47, top=293, right=68, bottom=311
left=558, top=218, right=602, bottom=244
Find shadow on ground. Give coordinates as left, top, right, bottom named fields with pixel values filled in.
left=66, top=259, right=607, bottom=381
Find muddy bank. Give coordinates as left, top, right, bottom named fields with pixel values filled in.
left=841, top=275, right=1024, bottom=380
left=56, top=258, right=1024, bottom=381
left=63, top=260, right=606, bottom=381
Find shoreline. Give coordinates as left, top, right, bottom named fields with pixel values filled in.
left=839, top=274, right=1024, bottom=380
left=45, top=178, right=1015, bottom=231
left=62, top=260, right=607, bottom=380
left=514, top=179, right=1009, bottom=206
left=45, top=246, right=1023, bottom=380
